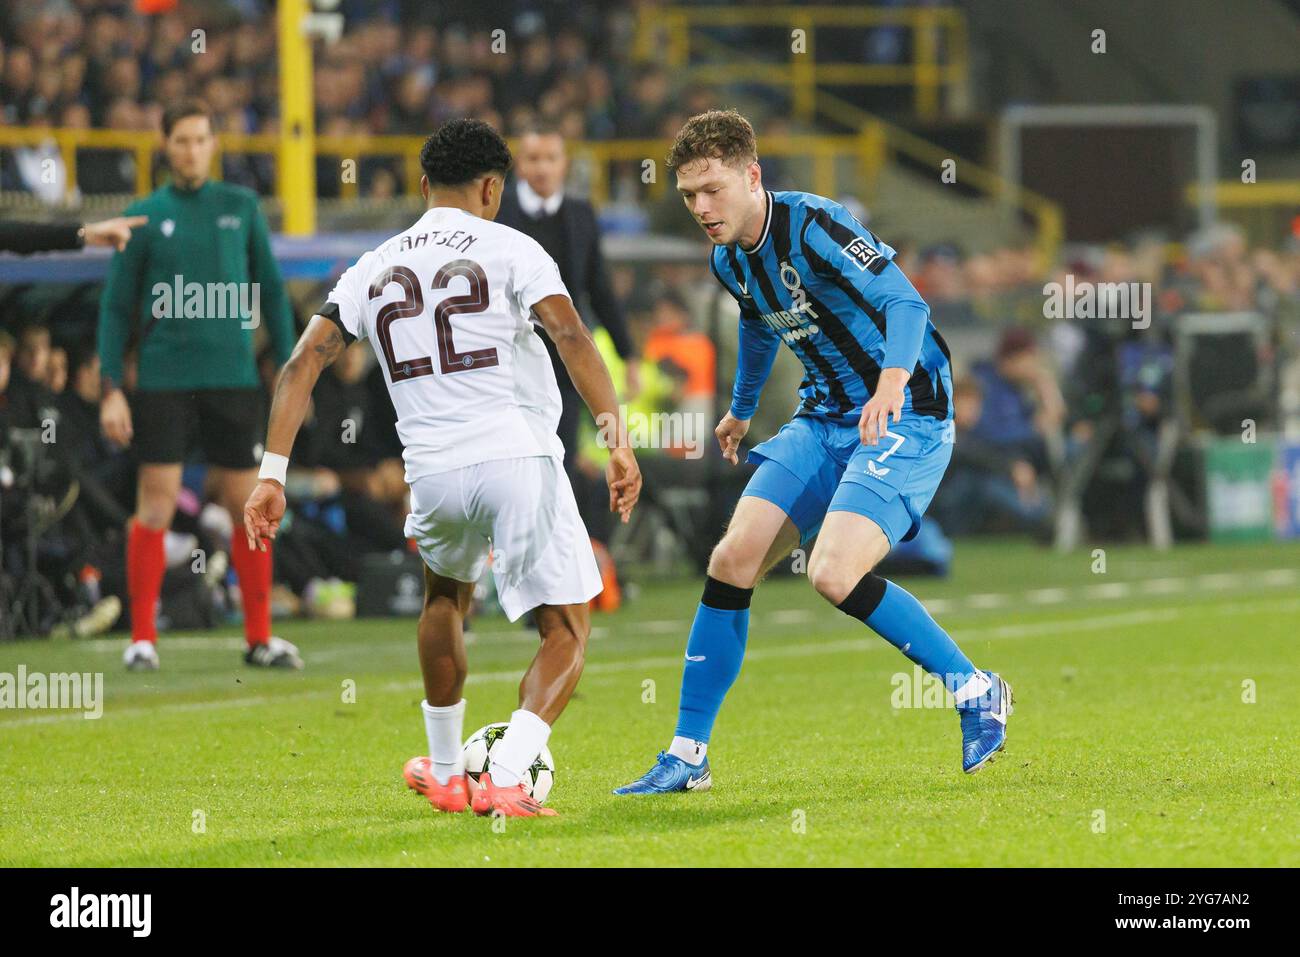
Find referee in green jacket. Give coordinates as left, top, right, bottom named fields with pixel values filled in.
left=98, top=99, right=302, bottom=672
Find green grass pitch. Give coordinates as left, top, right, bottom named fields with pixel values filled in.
left=2, top=540, right=1296, bottom=867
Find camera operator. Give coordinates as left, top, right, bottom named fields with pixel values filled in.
left=2, top=326, right=58, bottom=433
left=56, top=344, right=134, bottom=541
left=1, top=331, right=128, bottom=635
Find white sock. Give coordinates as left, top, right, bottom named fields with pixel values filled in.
left=668, top=736, right=707, bottom=765
left=488, top=709, right=550, bottom=788
left=951, top=671, right=992, bottom=707
left=421, top=699, right=466, bottom=785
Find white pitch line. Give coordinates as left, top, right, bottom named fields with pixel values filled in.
left=1086, top=582, right=1132, bottom=599
left=26, top=564, right=1300, bottom=662
left=1197, top=573, right=1246, bottom=590
left=959, top=606, right=1179, bottom=641
left=640, top=619, right=686, bottom=633
left=83, top=636, right=247, bottom=652
left=1140, top=577, right=1188, bottom=594
left=6, top=598, right=1295, bottom=730
left=767, top=609, right=816, bottom=625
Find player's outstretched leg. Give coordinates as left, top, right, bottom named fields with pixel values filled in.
left=406, top=568, right=473, bottom=813
left=809, top=511, right=1013, bottom=774
left=614, top=498, right=798, bottom=795
left=472, top=602, right=589, bottom=817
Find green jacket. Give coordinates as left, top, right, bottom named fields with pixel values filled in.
left=97, top=181, right=295, bottom=391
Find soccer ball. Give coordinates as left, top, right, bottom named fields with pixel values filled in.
left=462, top=722, right=554, bottom=803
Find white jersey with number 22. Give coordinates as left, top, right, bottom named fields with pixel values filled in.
left=322, top=205, right=571, bottom=482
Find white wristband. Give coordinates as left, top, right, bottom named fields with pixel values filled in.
left=258, top=451, right=289, bottom=486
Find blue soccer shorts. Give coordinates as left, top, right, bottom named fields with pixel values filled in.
left=742, top=413, right=954, bottom=547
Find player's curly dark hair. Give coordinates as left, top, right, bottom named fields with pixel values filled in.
left=666, top=109, right=757, bottom=172
left=419, top=118, right=513, bottom=188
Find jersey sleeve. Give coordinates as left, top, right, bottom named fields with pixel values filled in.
left=97, top=199, right=149, bottom=389
left=318, top=254, right=370, bottom=344
left=511, top=233, right=571, bottom=314
left=731, top=307, right=781, bottom=420
left=710, top=251, right=780, bottom=420
left=800, top=204, right=931, bottom=372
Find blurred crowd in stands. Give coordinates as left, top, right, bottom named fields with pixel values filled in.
left=3, top=210, right=1298, bottom=631
left=614, top=221, right=1300, bottom=549
left=0, top=0, right=715, bottom=197
left=2, top=1, right=1298, bottom=635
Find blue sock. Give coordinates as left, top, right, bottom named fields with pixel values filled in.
left=674, top=576, right=753, bottom=744
left=836, top=574, right=978, bottom=696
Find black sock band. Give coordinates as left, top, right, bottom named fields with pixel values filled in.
left=836, top=572, right=888, bottom=620
left=701, top=575, right=754, bottom=611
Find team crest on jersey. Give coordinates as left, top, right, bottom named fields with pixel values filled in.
left=160, top=219, right=175, bottom=237
left=843, top=235, right=883, bottom=272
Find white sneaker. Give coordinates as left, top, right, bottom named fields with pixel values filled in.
left=203, top=549, right=229, bottom=588
left=123, top=640, right=159, bottom=671
left=243, top=636, right=303, bottom=670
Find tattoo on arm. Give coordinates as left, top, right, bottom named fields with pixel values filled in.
left=312, top=326, right=345, bottom=364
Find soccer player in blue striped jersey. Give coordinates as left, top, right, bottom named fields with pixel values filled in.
left=614, top=110, right=1014, bottom=794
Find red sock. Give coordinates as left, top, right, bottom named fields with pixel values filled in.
left=126, top=520, right=166, bottom=643
left=231, top=535, right=273, bottom=646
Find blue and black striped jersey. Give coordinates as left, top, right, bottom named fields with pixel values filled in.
left=711, top=190, right=952, bottom=422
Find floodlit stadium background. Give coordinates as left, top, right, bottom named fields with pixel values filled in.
left=1, top=0, right=1297, bottom=630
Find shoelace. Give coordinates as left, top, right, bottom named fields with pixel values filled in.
left=645, top=752, right=675, bottom=783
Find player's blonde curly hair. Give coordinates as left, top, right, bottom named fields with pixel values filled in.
left=666, top=110, right=757, bottom=171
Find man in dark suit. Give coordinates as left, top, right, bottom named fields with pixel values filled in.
left=496, top=124, right=640, bottom=473
left=0, top=216, right=145, bottom=254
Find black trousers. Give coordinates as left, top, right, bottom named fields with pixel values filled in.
left=556, top=383, right=581, bottom=471
left=554, top=383, right=621, bottom=543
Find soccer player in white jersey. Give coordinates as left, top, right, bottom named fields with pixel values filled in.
left=242, top=119, right=641, bottom=818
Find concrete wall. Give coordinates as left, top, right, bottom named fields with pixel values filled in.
left=963, top=0, right=1299, bottom=163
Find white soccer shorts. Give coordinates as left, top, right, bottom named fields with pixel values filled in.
left=404, top=455, right=603, bottom=621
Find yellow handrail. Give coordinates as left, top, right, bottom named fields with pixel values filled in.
left=630, top=8, right=1059, bottom=266
left=816, top=90, right=1063, bottom=269
left=277, top=0, right=316, bottom=235
left=0, top=126, right=853, bottom=206
left=1184, top=180, right=1300, bottom=246
left=0, top=124, right=1063, bottom=266
left=0, top=127, right=428, bottom=201
left=633, top=4, right=968, bottom=122
left=1186, top=181, right=1300, bottom=206
left=0, top=128, right=160, bottom=197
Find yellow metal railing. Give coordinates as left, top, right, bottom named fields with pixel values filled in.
left=627, top=7, right=1058, bottom=265
left=1186, top=180, right=1300, bottom=209
left=633, top=4, right=968, bottom=122
left=1186, top=180, right=1300, bottom=247
left=0, top=126, right=282, bottom=200
left=0, top=123, right=1062, bottom=264
left=0, top=127, right=425, bottom=201
left=815, top=90, right=1064, bottom=270
left=0, top=128, right=159, bottom=197
left=277, top=0, right=317, bottom=234
left=568, top=135, right=863, bottom=206
left=0, top=127, right=868, bottom=211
